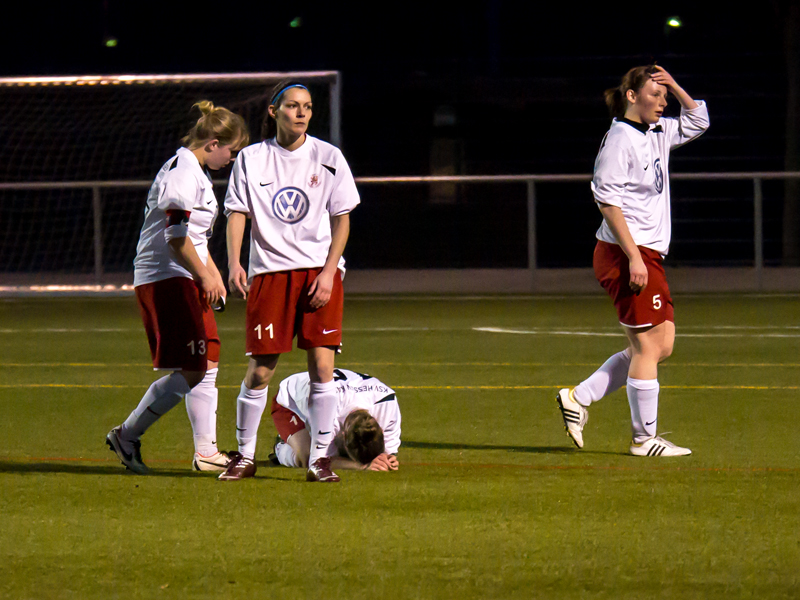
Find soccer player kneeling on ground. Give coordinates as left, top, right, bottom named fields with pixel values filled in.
left=270, top=369, right=400, bottom=473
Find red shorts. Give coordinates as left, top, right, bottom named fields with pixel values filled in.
left=245, top=268, right=344, bottom=355
left=270, top=396, right=306, bottom=441
left=135, top=277, right=220, bottom=370
left=593, top=240, right=674, bottom=328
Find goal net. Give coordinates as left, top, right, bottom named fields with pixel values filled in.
left=0, top=71, right=340, bottom=293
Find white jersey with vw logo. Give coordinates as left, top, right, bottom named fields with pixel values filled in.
left=591, top=101, right=709, bottom=256
left=224, top=136, right=360, bottom=277
left=134, top=147, right=218, bottom=286
left=276, top=369, right=401, bottom=456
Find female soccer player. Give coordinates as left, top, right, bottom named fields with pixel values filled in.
left=556, top=65, right=709, bottom=457
left=220, top=82, right=360, bottom=482
left=269, top=368, right=400, bottom=473
left=106, top=101, right=249, bottom=473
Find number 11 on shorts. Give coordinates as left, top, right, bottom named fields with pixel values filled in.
left=255, top=323, right=274, bottom=340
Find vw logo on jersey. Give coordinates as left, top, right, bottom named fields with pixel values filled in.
left=654, top=158, right=664, bottom=194
left=272, top=187, right=309, bottom=224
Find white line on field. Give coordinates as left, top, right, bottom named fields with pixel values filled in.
left=474, top=327, right=800, bottom=338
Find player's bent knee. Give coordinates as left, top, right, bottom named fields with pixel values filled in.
left=181, top=370, right=206, bottom=389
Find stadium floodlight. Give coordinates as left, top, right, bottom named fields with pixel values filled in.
left=667, top=16, right=682, bottom=28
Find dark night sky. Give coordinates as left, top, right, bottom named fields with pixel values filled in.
left=0, top=1, right=796, bottom=270
left=1, top=2, right=784, bottom=77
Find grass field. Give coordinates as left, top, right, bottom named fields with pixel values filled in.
left=1, top=293, right=799, bottom=599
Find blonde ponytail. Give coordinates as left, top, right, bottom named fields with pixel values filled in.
left=181, top=100, right=250, bottom=150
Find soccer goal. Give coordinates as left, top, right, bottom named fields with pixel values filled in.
left=0, top=71, right=340, bottom=294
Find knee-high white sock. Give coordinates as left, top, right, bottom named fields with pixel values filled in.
left=307, top=380, right=338, bottom=467
left=275, top=441, right=301, bottom=468
left=573, top=349, right=631, bottom=407
left=185, top=368, right=219, bottom=456
left=122, top=372, right=191, bottom=440
left=627, top=377, right=659, bottom=444
left=236, top=382, right=268, bottom=460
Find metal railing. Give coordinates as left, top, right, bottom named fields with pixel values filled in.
left=1, top=172, right=799, bottom=284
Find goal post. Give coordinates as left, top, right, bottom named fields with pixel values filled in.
left=0, top=71, right=341, bottom=293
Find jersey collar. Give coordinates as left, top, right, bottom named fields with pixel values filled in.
left=618, top=117, right=650, bottom=134
left=618, top=118, right=663, bottom=135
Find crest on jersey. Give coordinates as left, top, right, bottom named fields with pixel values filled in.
left=654, top=158, right=664, bottom=194
left=273, top=187, right=309, bottom=224
left=309, top=174, right=320, bottom=188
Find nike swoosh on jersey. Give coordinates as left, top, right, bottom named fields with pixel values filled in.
left=322, top=329, right=338, bottom=335
left=644, top=165, right=649, bottom=170
left=260, top=181, right=274, bottom=186
left=317, top=431, right=332, bottom=435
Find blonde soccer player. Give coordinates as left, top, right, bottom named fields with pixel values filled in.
left=106, top=101, right=249, bottom=473
left=269, top=368, right=400, bottom=473
left=220, top=81, right=360, bottom=482
left=556, top=65, right=709, bottom=457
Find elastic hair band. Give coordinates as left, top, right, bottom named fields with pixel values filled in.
left=270, top=84, right=308, bottom=106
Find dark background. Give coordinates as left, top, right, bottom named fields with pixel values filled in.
left=0, top=1, right=797, bottom=271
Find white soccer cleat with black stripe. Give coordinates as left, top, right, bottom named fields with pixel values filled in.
left=629, top=436, right=691, bottom=457
left=556, top=388, right=588, bottom=449
left=192, top=451, right=231, bottom=472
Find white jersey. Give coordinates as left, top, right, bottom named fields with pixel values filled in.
left=276, top=369, right=401, bottom=456
left=133, top=147, right=218, bottom=286
left=224, top=136, right=360, bottom=278
left=592, top=102, right=709, bottom=256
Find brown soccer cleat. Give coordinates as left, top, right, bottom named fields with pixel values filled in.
left=218, top=452, right=256, bottom=481
left=306, top=457, right=340, bottom=482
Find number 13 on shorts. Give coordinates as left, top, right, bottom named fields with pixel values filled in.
left=255, top=323, right=274, bottom=340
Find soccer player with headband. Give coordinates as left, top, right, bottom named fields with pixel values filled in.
left=556, top=65, right=709, bottom=457
left=220, top=81, right=360, bottom=482
left=106, top=101, right=249, bottom=474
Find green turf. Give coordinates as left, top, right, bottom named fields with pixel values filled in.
left=1, top=294, right=799, bottom=599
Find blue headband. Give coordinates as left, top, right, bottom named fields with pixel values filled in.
left=270, top=84, right=308, bottom=106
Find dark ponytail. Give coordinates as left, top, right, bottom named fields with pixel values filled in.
left=604, top=65, right=659, bottom=118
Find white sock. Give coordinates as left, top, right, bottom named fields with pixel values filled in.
left=307, top=380, right=338, bottom=467
left=573, top=349, right=631, bottom=407
left=122, top=372, right=192, bottom=440
left=627, top=377, right=659, bottom=444
left=185, top=368, right=219, bottom=456
left=236, top=382, right=268, bottom=460
left=275, top=441, right=301, bottom=468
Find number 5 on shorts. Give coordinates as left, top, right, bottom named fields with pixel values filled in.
left=255, top=323, right=274, bottom=340
left=653, top=294, right=662, bottom=310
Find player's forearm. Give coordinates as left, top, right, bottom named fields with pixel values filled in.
left=321, top=213, right=350, bottom=275
left=226, top=212, right=247, bottom=270
left=670, top=83, right=698, bottom=111
left=168, top=236, right=211, bottom=281
left=598, top=204, right=642, bottom=261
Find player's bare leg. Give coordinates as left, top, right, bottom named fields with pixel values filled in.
left=273, top=429, right=311, bottom=468
left=625, top=321, right=689, bottom=455
left=305, top=347, right=340, bottom=482
left=219, top=354, right=280, bottom=481
left=108, top=369, right=203, bottom=473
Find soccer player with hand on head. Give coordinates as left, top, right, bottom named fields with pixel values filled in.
left=556, top=65, right=709, bottom=457
left=269, top=368, right=400, bottom=473
left=106, top=101, right=249, bottom=474
left=220, top=81, right=360, bottom=482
